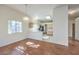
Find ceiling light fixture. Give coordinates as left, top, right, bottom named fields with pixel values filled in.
left=46, top=16, right=51, bottom=19
left=68, top=10, right=77, bottom=15
left=23, top=17, right=29, bottom=21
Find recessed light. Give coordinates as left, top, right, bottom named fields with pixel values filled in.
left=46, top=16, right=51, bottom=19
left=23, top=17, right=29, bottom=21
left=68, top=10, right=76, bottom=15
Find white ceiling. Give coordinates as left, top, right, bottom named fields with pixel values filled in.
left=25, top=4, right=58, bottom=20
left=68, top=4, right=79, bottom=20
left=5, top=4, right=79, bottom=20
left=5, top=4, right=58, bottom=20
left=5, top=4, right=27, bottom=15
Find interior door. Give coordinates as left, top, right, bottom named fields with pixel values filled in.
left=72, top=23, right=75, bottom=40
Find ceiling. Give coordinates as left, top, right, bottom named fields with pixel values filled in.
left=5, top=4, right=58, bottom=20
left=25, top=4, right=58, bottom=20
left=68, top=4, right=79, bottom=20
left=5, top=4, right=79, bottom=20
left=5, top=4, right=27, bottom=15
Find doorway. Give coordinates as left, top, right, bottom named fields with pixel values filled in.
left=72, top=23, right=75, bottom=40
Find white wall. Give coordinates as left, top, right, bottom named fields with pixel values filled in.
left=75, top=17, right=79, bottom=40
left=53, top=5, right=68, bottom=46
left=27, top=32, right=43, bottom=40
left=0, top=5, right=29, bottom=47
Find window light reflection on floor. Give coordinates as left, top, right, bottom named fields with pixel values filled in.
left=11, top=46, right=27, bottom=55
left=26, top=42, right=40, bottom=48
left=15, top=46, right=26, bottom=53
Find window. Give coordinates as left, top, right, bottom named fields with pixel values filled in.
left=8, top=20, right=22, bottom=34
